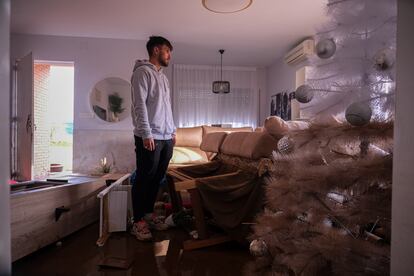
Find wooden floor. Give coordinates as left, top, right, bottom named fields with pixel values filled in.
left=12, top=222, right=253, bottom=276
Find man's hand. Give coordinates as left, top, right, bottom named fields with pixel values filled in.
left=172, top=134, right=176, bottom=146
left=143, top=138, right=155, bottom=151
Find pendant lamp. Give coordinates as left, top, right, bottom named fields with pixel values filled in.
left=213, top=49, right=230, bottom=94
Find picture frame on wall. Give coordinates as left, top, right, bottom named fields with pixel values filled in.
left=270, top=91, right=293, bottom=120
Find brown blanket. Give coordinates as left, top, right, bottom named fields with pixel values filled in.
left=196, top=171, right=265, bottom=239
left=176, top=161, right=238, bottom=179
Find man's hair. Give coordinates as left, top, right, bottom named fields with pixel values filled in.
left=146, top=36, right=173, bottom=56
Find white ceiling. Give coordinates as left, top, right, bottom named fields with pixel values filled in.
left=11, top=0, right=328, bottom=66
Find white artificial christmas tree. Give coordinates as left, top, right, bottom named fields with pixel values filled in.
left=297, top=0, right=397, bottom=125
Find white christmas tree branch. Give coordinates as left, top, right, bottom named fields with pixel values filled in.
left=350, top=16, right=397, bottom=36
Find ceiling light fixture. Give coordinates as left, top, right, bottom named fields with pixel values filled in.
left=202, top=0, right=253, bottom=14
left=213, top=49, right=230, bottom=94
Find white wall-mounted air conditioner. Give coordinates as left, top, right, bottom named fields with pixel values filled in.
left=284, top=39, right=315, bottom=65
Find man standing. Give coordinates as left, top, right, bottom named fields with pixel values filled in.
left=130, top=36, right=176, bottom=241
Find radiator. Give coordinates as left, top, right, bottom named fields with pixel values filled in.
left=96, top=173, right=132, bottom=246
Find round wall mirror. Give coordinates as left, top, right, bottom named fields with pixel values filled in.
left=90, top=77, right=131, bottom=122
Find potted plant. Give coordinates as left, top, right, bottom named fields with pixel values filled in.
left=108, top=92, right=125, bottom=122
left=99, top=157, right=111, bottom=174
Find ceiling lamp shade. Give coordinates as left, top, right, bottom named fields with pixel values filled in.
left=202, top=0, right=253, bottom=14
left=213, top=49, right=230, bottom=94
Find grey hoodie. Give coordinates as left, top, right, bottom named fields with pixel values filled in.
left=131, top=60, right=176, bottom=140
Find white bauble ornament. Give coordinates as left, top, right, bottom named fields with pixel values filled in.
left=295, top=85, right=314, bottom=103
left=316, top=39, right=336, bottom=59
left=249, top=239, right=269, bottom=257
left=345, top=102, right=372, bottom=126
left=277, top=136, right=294, bottom=154
left=373, top=48, right=395, bottom=71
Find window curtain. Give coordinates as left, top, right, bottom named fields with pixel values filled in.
left=172, top=64, right=258, bottom=128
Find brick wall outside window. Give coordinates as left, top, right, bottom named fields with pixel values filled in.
left=33, top=64, right=51, bottom=178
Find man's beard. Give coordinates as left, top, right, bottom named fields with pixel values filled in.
left=159, top=57, right=169, bottom=67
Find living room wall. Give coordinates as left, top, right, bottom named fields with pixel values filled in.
left=10, top=34, right=268, bottom=173
left=11, top=34, right=146, bottom=173
left=11, top=34, right=147, bottom=131
left=266, top=56, right=305, bottom=119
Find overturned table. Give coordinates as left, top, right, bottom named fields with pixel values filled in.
left=167, top=158, right=271, bottom=250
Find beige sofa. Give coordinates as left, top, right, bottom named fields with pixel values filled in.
left=167, top=128, right=280, bottom=247
left=170, top=125, right=253, bottom=167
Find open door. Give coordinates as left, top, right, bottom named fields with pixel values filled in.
left=11, top=52, right=33, bottom=181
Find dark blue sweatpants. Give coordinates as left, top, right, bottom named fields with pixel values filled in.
left=132, top=136, right=173, bottom=221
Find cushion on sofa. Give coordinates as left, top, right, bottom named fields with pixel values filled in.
left=200, top=132, right=228, bottom=153
left=264, top=116, right=310, bottom=138
left=170, top=146, right=209, bottom=165
left=220, top=132, right=279, bottom=159
left=175, top=126, right=203, bottom=147
left=202, top=125, right=253, bottom=136
left=310, top=114, right=342, bottom=126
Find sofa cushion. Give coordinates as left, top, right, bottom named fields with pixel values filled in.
left=200, top=132, right=228, bottom=153
left=310, top=114, right=342, bottom=126
left=220, top=132, right=279, bottom=159
left=264, top=116, right=310, bottom=139
left=202, top=125, right=253, bottom=136
left=170, top=146, right=208, bottom=165
left=175, top=126, right=203, bottom=147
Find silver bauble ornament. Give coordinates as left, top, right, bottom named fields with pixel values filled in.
left=295, top=85, right=314, bottom=103
left=345, top=102, right=372, bottom=126
left=373, top=48, right=395, bottom=71
left=316, top=39, right=336, bottom=59
left=277, top=136, right=294, bottom=154
left=249, top=239, right=269, bottom=257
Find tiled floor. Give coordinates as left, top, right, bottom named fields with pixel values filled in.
left=12, top=222, right=253, bottom=275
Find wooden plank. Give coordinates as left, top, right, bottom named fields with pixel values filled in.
left=188, top=189, right=208, bottom=240
left=11, top=179, right=106, bottom=261
left=167, top=169, right=194, bottom=181
left=183, top=235, right=232, bottom=251
left=172, top=171, right=241, bottom=193
left=96, top=232, right=110, bottom=247
left=167, top=168, right=197, bottom=212
left=174, top=180, right=197, bottom=191
left=166, top=174, right=183, bottom=213
left=102, top=196, right=110, bottom=241
left=96, top=195, right=111, bottom=247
